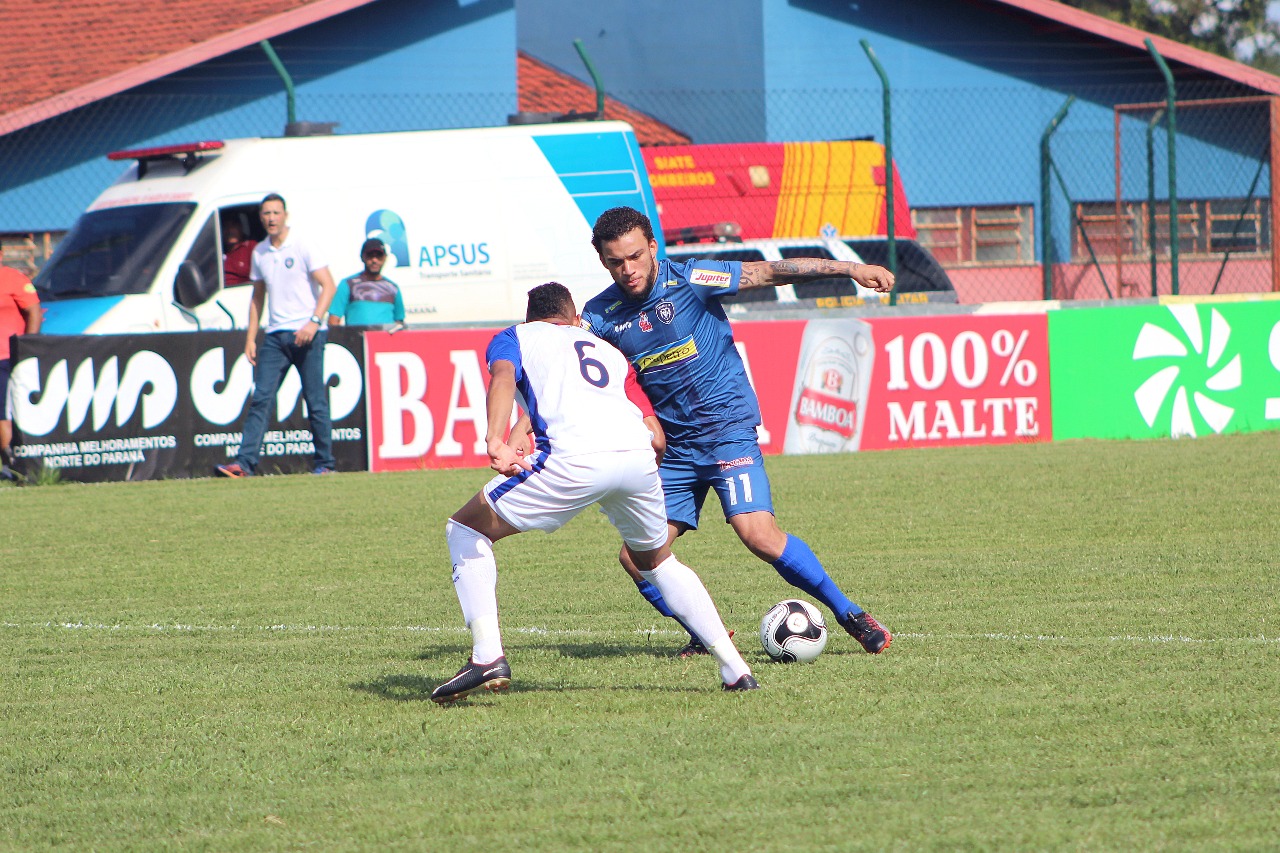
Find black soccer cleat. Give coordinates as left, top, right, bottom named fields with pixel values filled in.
left=676, top=629, right=733, bottom=659
left=839, top=610, right=892, bottom=654
left=431, top=656, right=512, bottom=704
left=676, top=636, right=709, bottom=658
left=722, top=674, right=760, bottom=691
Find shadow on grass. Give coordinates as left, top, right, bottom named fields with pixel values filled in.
left=410, top=638, right=691, bottom=662
left=352, top=639, right=715, bottom=702
left=350, top=673, right=703, bottom=702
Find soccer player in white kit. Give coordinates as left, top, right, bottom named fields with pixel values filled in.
left=432, top=282, right=757, bottom=703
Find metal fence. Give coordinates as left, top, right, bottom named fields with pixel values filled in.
left=2, top=80, right=1273, bottom=305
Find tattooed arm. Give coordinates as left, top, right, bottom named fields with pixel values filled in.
left=739, top=258, right=895, bottom=293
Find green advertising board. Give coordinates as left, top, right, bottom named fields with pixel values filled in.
left=1050, top=299, right=1280, bottom=440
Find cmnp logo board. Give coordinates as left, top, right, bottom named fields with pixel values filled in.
left=9, top=329, right=368, bottom=481
left=1049, top=300, right=1280, bottom=440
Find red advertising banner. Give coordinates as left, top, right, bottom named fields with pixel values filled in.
left=859, top=314, right=1053, bottom=450
left=364, top=328, right=500, bottom=472
left=723, top=321, right=806, bottom=455
left=361, top=313, right=1051, bottom=471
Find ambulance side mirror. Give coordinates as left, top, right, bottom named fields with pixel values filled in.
left=174, top=260, right=217, bottom=308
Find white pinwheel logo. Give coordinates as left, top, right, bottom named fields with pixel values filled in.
left=1132, top=304, right=1241, bottom=437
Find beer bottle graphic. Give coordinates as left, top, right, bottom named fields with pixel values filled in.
left=784, top=319, right=874, bottom=453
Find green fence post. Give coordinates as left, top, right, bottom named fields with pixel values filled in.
left=1040, top=96, right=1074, bottom=301
left=258, top=40, right=296, bottom=128
left=1146, top=38, right=1179, bottom=296
left=573, top=39, right=606, bottom=119
left=1146, top=109, right=1165, bottom=297
left=861, top=39, right=897, bottom=306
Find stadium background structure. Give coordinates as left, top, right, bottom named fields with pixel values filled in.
left=3, top=0, right=1280, bottom=304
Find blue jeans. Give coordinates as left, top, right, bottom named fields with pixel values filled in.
left=235, top=330, right=335, bottom=474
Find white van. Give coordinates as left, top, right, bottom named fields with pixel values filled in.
left=664, top=235, right=958, bottom=310
left=34, top=121, right=660, bottom=334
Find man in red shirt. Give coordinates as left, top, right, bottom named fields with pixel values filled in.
left=1, top=245, right=42, bottom=480
left=222, top=219, right=257, bottom=287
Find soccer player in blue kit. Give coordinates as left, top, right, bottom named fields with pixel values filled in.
left=581, top=206, right=895, bottom=656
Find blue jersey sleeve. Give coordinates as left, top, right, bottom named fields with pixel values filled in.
left=329, top=280, right=352, bottom=318
left=580, top=301, right=609, bottom=338
left=665, top=258, right=742, bottom=301
left=485, top=325, right=523, bottom=381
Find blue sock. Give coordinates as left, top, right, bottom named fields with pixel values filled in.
left=635, top=579, right=700, bottom=641
left=770, top=534, right=861, bottom=618
left=635, top=579, right=676, bottom=618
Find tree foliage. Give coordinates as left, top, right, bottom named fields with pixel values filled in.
left=1058, top=0, right=1280, bottom=72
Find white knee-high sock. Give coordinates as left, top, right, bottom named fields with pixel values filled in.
left=640, top=555, right=751, bottom=684
left=445, top=519, right=503, bottom=664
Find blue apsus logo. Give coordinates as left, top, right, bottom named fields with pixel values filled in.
left=363, top=208, right=491, bottom=271
left=365, top=209, right=411, bottom=267
left=419, top=243, right=491, bottom=268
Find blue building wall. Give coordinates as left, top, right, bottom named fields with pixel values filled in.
left=515, top=0, right=767, bottom=141
left=0, top=0, right=515, bottom=232
left=519, top=0, right=1269, bottom=262
left=3, top=0, right=1270, bottom=263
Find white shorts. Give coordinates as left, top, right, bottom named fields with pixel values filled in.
left=483, top=448, right=667, bottom=550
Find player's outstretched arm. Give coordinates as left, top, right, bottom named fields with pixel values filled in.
left=739, top=259, right=895, bottom=293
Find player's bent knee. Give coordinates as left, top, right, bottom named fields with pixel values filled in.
left=625, top=543, right=671, bottom=574
left=618, top=545, right=645, bottom=580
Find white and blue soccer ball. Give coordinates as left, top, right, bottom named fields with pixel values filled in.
left=759, top=599, right=828, bottom=663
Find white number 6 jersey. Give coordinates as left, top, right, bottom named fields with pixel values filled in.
left=485, top=321, right=652, bottom=458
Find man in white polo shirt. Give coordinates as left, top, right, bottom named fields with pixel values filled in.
left=217, top=193, right=338, bottom=477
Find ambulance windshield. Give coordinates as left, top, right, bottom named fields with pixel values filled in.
left=34, top=203, right=196, bottom=300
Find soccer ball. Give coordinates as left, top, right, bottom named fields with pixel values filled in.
left=759, top=599, right=828, bottom=663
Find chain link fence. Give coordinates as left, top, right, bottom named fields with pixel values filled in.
left=3, top=81, right=1272, bottom=304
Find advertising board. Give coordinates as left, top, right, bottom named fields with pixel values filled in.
left=360, top=313, right=1052, bottom=472
left=1049, top=300, right=1280, bottom=440
left=10, top=328, right=367, bottom=481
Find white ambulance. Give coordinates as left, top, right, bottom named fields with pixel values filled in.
left=34, top=122, right=661, bottom=334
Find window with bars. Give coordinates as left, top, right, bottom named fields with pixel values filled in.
left=1071, top=198, right=1270, bottom=260
left=912, top=204, right=1035, bottom=266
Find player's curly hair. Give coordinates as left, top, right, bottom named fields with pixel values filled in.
left=526, top=281, right=575, bottom=322
left=591, top=206, right=654, bottom=253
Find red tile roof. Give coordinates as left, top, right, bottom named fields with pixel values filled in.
left=517, top=52, right=691, bottom=146
left=4, top=0, right=1277, bottom=140
left=991, top=0, right=1280, bottom=95
left=0, top=0, right=377, bottom=136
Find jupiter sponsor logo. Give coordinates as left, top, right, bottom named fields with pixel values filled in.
left=690, top=268, right=732, bottom=287
left=717, top=455, right=753, bottom=472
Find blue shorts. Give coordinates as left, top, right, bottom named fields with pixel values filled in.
left=659, top=432, right=774, bottom=530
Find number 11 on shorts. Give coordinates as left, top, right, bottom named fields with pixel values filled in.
left=724, top=472, right=753, bottom=506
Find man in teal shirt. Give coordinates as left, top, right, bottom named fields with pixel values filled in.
left=328, top=238, right=405, bottom=329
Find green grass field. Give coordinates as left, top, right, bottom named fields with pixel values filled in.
left=3, top=434, right=1278, bottom=851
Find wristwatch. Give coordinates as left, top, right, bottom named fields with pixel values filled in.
left=309, top=315, right=323, bottom=324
